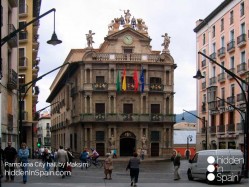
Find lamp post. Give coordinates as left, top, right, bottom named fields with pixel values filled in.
left=182, top=109, right=208, bottom=150
left=194, top=51, right=249, bottom=178
left=187, top=135, right=193, bottom=159
left=19, top=63, right=69, bottom=147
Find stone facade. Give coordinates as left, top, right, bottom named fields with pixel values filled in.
left=48, top=15, right=176, bottom=158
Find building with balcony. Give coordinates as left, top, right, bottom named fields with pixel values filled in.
left=194, top=0, right=248, bottom=151
left=1, top=0, right=18, bottom=148
left=37, top=112, right=51, bottom=149
left=47, top=12, right=176, bottom=157
left=18, top=0, right=42, bottom=150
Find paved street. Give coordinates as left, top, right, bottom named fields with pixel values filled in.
left=1, top=158, right=248, bottom=187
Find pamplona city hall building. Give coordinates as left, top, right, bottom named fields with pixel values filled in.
left=47, top=10, right=176, bottom=157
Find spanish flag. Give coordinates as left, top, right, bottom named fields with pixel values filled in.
left=122, top=67, right=126, bottom=91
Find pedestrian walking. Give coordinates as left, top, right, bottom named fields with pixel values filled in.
left=18, top=143, right=29, bottom=184
left=42, top=148, right=53, bottom=176
left=53, top=149, right=58, bottom=171
left=171, top=151, right=181, bottom=180
left=104, top=153, right=113, bottom=180
left=126, top=152, right=140, bottom=187
left=3, top=141, right=17, bottom=182
left=66, top=148, right=74, bottom=175
left=57, top=145, right=68, bottom=178
left=80, top=149, right=88, bottom=169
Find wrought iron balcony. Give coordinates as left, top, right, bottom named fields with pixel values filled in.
left=236, top=122, right=244, bottom=133
left=209, top=126, right=216, bottom=134
left=218, top=47, right=226, bottom=58
left=218, top=72, right=226, bottom=83
left=80, top=113, right=176, bottom=123
left=209, top=52, right=216, bottom=60
left=7, top=69, right=18, bottom=90
left=92, top=83, right=108, bottom=91
left=149, top=83, right=164, bottom=92
left=209, top=76, right=217, bottom=86
left=218, top=125, right=225, bottom=133
left=226, top=123, right=235, bottom=132
left=237, top=62, right=246, bottom=74
left=227, top=40, right=235, bottom=52
left=208, top=100, right=217, bottom=110
left=217, top=99, right=225, bottom=108
left=237, top=34, right=246, bottom=47
left=7, top=24, right=17, bottom=47
left=237, top=93, right=246, bottom=103
left=227, top=96, right=235, bottom=104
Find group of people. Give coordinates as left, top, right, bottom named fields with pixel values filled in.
left=1, top=142, right=29, bottom=184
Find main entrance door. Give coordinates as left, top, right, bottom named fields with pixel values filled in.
left=120, top=131, right=136, bottom=156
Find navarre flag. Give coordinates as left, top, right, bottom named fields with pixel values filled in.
left=133, top=68, right=139, bottom=92
left=140, top=67, right=144, bottom=93
left=122, top=67, right=127, bottom=91
left=116, top=70, right=121, bottom=93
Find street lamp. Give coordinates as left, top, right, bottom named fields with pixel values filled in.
left=187, top=135, right=193, bottom=159
left=182, top=109, right=208, bottom=150
left=194, top=51, right=249, bottom=178
left=19, top=63, right=70, bottom=147
left=1, top=8, right=61, bottom=47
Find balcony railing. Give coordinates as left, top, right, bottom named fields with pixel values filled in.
left=237, top=34, right=246, bottom=47
left=149, top=83, right=164, bottom=92
left=237, top=93, right=246, bottom=102
left=209, top=52, right=216, bottom=60
left=92, top=83, right=108, bottom=91
left=226, top=123, right=235, bottom=132
left=209, top=126, right=216, bottom=134
left=217, top=99, right=225, bottom=108
left=208, top=101, right=217, bottom=110
left=237, top=62, right=246, bottom=74
left=209, top=77, right=217, bottom=86
left=80, top=113, right=176, bottom=123
left=218, top=125, right=225, bottom=133
left=227, top=96, right=235, bottom=104
left=7, top=24, right=17, bottom=47
left=218, top=47, right=226, bottom=58
left=227, top=40, right=235, bottom=52
left=236, top=122, right=244, bottom=133
left=218, top=72, right=226, bottom=82
left=7, top=69, right=18, bottom=90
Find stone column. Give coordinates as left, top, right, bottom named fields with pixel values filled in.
left=108, top=95, right=111, bottom=113
left=84, top=95, right=87, bottom=113
left=84, top=69, right=87, bottom=83
left=114, top=95, right=116, bottom=113
left=140, top=95, right=143, bottom=113
left=90, top=95, right=92, bottom=113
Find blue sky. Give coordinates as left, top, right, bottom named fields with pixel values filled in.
left=37, top=0, right=224, bottom=114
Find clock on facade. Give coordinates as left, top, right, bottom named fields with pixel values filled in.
left=123, top=34, right=133, bottom=45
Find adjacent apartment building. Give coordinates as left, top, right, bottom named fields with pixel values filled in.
left=47, top=12, right=176, bottom=157
left=1, top=0, right=18, bottom=148
left=194, top=0, right=248, bottom=151
left=18, top=0, right=41, bottom=149
left=37, top=112, right=51, bottom=149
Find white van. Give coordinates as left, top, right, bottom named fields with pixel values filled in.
left=187, top=149, right=244, bottom=183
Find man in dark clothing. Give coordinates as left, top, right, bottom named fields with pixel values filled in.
left=3, top=142, right=17, bottom=182
left=171, top=151, right=181, bottom=180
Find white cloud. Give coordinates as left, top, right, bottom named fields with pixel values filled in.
left=36, top=0, right=224, bottom=114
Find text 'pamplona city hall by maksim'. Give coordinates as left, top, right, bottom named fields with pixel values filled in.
left=47, top=10, right=177, bottom=158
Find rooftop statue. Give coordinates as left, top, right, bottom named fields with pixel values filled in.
left=161, top=33, right=170, bottom=53
left=124, top=9, right=131, bottom=24
left=86, top=30, right=95, bottom=48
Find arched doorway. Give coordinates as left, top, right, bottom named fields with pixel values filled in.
left=120, top=131, right=136, bottom=156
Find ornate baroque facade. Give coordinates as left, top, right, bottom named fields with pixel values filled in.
left=47, top=12, right=176, bottom=157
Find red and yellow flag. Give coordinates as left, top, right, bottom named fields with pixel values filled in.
left=122, top=67, right=126, bottom=91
